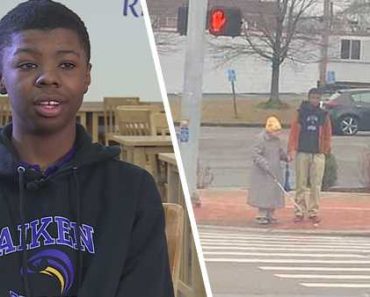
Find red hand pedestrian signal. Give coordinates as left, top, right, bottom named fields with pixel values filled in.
left=210, top=9, right=226, bottom=34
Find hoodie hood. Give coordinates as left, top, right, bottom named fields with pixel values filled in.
left=0, top=123, right=120, bottom=178
left=298, top=101, right=327, bottom=126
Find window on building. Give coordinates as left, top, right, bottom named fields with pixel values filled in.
left=341, top=39, right=361, bottom=60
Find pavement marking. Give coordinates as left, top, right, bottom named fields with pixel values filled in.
left=300, top=283, right=370, bottom=288
left=201, top=239, right=370, bottom=248
left=275, top=274, right=370, bottom=279
left=260, top=266, right=370, bottom=272
left=201, top=226, right=370, bottom=291
left=200, top=231, right=370, bottom=242
left=197, top=203, right=370, bottom=212
left=203, top=251, right=367, bottom=258
left=202, top=244, right=370, bottom=254
left=205, top=258, right=370, bottom=264
left=200, top=234, right=370, bottom=245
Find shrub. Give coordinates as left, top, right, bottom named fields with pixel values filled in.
left=322, top=153, right=338, bottom=190
left=197, top=161, right=214, bottom=189
left=359, top=148, right=370, bottom=188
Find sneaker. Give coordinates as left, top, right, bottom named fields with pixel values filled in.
left=309, top=216, right=321, bottom=224
left=256, top=217, right=269, bottom=225
left=293, top=215, right=304, bottom=223
left=268, top=217, right=278, bottom=224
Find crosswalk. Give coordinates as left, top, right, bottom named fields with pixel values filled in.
left=199, top=225, right=370, bottom=290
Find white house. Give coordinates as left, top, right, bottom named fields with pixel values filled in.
left=327, top=34, right=370, bottom=86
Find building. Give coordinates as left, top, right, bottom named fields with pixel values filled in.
left=327, top=33, right=370, bottom=87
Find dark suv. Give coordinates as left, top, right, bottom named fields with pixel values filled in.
left=322, top=89, right=370, bottom=135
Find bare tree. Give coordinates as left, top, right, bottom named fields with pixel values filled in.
left=340, top=0, right=370, bottom=31
left=245, top=0, right=318, bottom=104
left=207, top=0, right=319, bottom=105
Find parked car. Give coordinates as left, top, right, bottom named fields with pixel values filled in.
left=318, top=84, right=351, bottom=101
left=322, top=89, right=370, bottom=135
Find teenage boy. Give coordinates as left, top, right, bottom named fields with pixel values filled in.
left=288, top=88, right=332, bottom=224
left=0, top=1, right=174, bottom=296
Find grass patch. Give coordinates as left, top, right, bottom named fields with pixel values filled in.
left=256, top=99, right=291, bottom=110
left=169, top=96, right=301, bottom=125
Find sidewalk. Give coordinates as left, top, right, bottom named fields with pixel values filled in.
left=194, top=188, right=370, bottom=235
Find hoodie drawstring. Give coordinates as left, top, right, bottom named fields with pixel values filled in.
left=16, top=165, right=83, bottom=296
left=72, top=166, right=83, bottom=292
left=17, top=166, right=32, bottom=297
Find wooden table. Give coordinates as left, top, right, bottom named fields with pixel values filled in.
left=112, top=135, right=173, bottom=176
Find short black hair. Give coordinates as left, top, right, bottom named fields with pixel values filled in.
left=0, top=0, right=91, bottom=65
left=308, top=87, right=321, bottom=97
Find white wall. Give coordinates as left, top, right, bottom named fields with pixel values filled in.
left=0, top=0, right=161, bottom=102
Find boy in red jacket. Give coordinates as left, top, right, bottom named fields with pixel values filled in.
left=288, top=88, right=332, bottom=224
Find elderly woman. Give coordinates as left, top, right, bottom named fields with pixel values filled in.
left=248, top=116, right=288, bottom=224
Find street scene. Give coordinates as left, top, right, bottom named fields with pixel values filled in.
left=198, top=125, right=370, bottom=188
left=146, top=0, right=370, bottom=296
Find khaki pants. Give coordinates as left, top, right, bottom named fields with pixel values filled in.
left=295, top=152, right=325, bottom=217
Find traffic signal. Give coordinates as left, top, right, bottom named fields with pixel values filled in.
left=177, top=6, right=188, bottom=35
left=177, top=5, right=242, bottom=37
left=208, top=7, right=242, bottom=37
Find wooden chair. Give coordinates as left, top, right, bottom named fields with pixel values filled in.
left=163, top=203, right=184, bottom=295
left=103, top=97, right=140, bottom=145
left=115, top=107, right=153, bottom=136
left=0, top=96, right=11, bottom=127
left=139, top=101, right=165, bottom=113
left=151, top=112, right=170, bottom=135
left=120, top=104, right=163, bottom=114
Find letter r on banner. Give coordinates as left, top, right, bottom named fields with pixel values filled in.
left=123, top=0, right=143, bottom=17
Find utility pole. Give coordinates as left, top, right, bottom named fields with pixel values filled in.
left=319, top=0, right=331, bottom=87
left=179, top=0, right=208, bottom=204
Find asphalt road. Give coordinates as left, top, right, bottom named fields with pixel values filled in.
left=198, top=127, right=370, bottom=188
left=199, top=225, right=370, bottom=297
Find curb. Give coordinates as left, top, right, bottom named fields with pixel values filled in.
left=201, top=122, right=291, bottom=129
left=198, top=224, right=370, bottom=237
left=174, top=121, right=291, bottom=128
left=201, top=122, right=264, bottom=128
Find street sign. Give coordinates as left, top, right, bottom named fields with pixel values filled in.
left=326, top=70, right=336, bottom=84
left=227, top=69, right=236, bottom=82
left=226, top=69, right=238, bottom=118
left=179, top=120, right=189, bottom=143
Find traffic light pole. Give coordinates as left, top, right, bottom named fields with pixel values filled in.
left=180, top=0, right=208, bottom=204
left=319, top=0, right=330, bottom=87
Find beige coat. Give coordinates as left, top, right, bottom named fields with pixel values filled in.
left=248, top=131, right=287, bottom=209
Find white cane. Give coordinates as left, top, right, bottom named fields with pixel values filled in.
left=269, top=174, right=303, bottom=213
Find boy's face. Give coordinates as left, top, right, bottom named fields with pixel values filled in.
left=308, top=92, right=321, bottom=107
left=0, top=28, right=91, bottom=134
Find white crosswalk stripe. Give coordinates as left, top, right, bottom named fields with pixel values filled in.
left=199, top=225, right=370, bottom=290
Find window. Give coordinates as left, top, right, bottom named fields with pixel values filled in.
left=341, top=39, right=361, bottom=60
left=165, top=17, right=177, bottom=28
